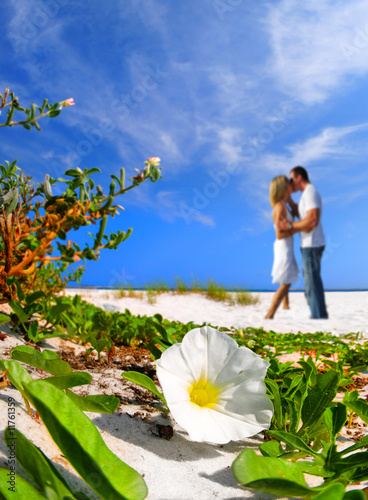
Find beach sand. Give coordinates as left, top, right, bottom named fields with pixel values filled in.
left=65, top=288, right=368, bottom=336
left=1, top=289, right=367, bottom=499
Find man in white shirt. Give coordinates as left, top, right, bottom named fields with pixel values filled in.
left=278, top=166, right=328, bottom=319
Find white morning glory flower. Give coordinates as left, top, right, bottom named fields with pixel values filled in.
left=155, top=326, right=273, bottom=444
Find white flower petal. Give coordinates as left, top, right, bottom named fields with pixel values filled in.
left=212, top=344, right=269, bottom=387
left=155, top=366, right=191, bottom=404
left=216, top=392, right=274, bottom=428
left=167, top=401, right=232, bottom=444
left=156, top=327, right=210, bottom=383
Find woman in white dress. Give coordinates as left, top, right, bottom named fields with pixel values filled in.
left=265, top=175, right=299, bottom=319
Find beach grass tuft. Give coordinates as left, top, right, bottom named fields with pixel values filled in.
left=111, top=276, right=259, bottom=306
left=205, top=279, right=231, bottom=302
left=174, top=277, right=188, bottom=294
left=146, top=288, right=157, bottom=304
left=233, top=289, right=259, bottom=306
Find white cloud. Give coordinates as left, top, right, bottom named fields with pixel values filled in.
left=216, top=127, right=245, bottom=164
left=258, top=123, right=368, bottom=175
left=156, top=191, right=216, bottom=226
left=265, top=0, right=368, bottom=104
left=125, top=189, right=216, bottom=227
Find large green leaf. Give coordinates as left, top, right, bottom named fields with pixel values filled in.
left=24, top=380, right=147, bottom=500
left=343, top=490, right=366, bottom=499
left=66, top=390, right=120, bottom=414
left=4, top=428, right=77, bottom=499
left=312, top=482, right=346, bottom=499
left=301, top=370, right=339, bottom=430
left=122, top=371, right=167, bottom=406
left=43, top=372, right=92, bottom=390
left=10, top=345, right=71, bottom=376
left=0, top=468, right=47, bottom=499
left=0, top=359, right=33, bottom=392
left=232, top=448, right=318, bottom=496
left=13, top=346, right=60, bottom=360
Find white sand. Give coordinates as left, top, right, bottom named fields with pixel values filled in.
left=66, top=288, right=368, bottom=336
left=1, top=290, right=367, bottom=499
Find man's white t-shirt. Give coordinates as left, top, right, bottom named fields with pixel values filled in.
left=298, top=184, right=325, bottom=248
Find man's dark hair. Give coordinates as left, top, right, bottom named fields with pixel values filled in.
left=291, top=165, right=309, bottom=182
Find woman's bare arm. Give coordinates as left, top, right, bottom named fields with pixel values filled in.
left=273, top=203, right=295, bottom=239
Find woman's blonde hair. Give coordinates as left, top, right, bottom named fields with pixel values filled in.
left=269, top=175, right=288, bottom=207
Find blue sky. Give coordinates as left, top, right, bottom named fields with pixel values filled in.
left=1, top=0, right=367, bottom=290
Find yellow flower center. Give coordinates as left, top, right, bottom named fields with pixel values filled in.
left=189, top=379, right=219, bottom=408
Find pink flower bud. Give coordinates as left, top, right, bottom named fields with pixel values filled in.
left=147, top=157, right=161, bottom=166
left=61, top=98, right=75, bottom=107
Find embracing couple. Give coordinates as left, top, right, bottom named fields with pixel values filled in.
left=265, top=166, right=328, bottom=320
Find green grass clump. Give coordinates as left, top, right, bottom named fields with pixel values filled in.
left=146, top=288, right=157, bottom=304
left=113, top=276, right=259, bottom=306
left=174, top=277, right=188, bottom=293
left=234, top=289, right=259, bottom=306
left=145, top=280, right=171, bottom=294
left=113, top=283, right=143, bottom=300
left=205, top=279, right=231, bottom=302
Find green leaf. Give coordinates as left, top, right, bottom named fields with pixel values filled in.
left=24, top=381, right=147, bottom=499
left=232, top=448, right=316, bottom=496
left=86, top=167, right=101, bottom=175
left=65, top=390, right=120, bottom=414
left=343, top=489, right=366, bottom=499
left=48, top=109, right=61, bottom=118
left=0, top=468, right=47, bottom=499
left=49, top=302, right=71, bottom=318
left=286, top=396, right=300, bottom=434
left=267, top=430, right=318, bottom=456
left=345, top=398, right=368, bottom=425
left=4, top=428, right=76, bottom=499
left=312, top=482, right=346, bottom=499
left=122, top=371, right=167, bottom=406
left=259, top=439, right=284, bottom=457
left=301, top=370, right=339, bottom=430
left=25, top=290, right=45, bottom=304
left=7, top=276, right=25, bottom=301
left=27, top=320, right=40, bottom=341
left=324, top=403, right=347, bottom=442
left=334, top=450, right=368, bottom=469
left=9, top=300, right=29, bottom=323
left=294, top=461, right=334, bottom=478
left=341, top=434, right=368, bottom=455
left=0, top=312, right=10, bottom=325
left=298, top=360, right=315, bottom=383
left=10, top=345, right=72, bottom=376
left=0, top=359, right=33, bottom=392
left=343, top=390, right=359, bottom=403
left=265, top=378, right=283, bottom=429
left=43, top=372, right=92, bottom=390
left=65, top=168, right=83, bottom=177
left=350, top=466, right=368, bottom=483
